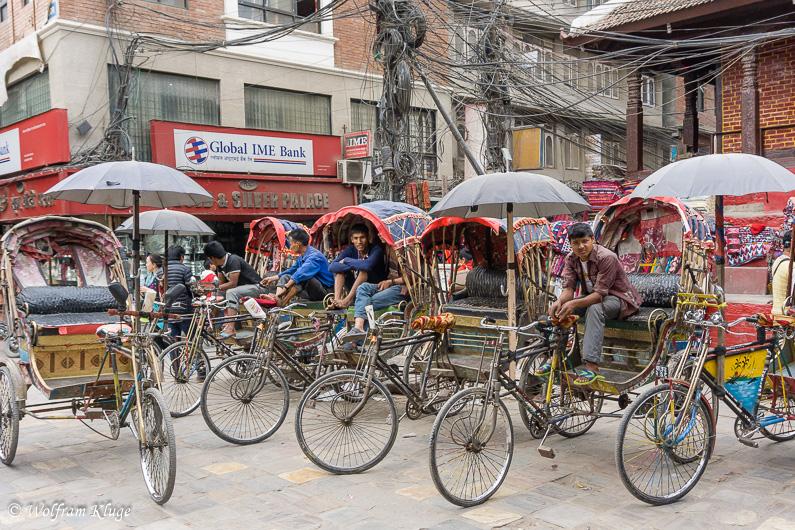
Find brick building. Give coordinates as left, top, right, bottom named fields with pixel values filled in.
left=0, top=0, right=458, bottom=254
left=566, top=0, right=795, bottom=304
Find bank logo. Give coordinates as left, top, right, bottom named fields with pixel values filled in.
left=184, top=137, right=208, bottom=164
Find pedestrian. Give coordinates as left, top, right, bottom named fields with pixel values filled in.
left=157, top=245, right=195, bottom=340
left=204, top=240, right=267, bottom=339
left=771, top=230, right=792, bottom=315
left=140, top=254, right=163, bottom=298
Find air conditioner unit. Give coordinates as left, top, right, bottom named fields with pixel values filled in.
left=338, top=160, right=372, bottom=185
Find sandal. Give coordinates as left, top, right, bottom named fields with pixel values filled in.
left=534, top=363, right=553, bottom=376
left=218, top=332, right=236, bottom=341
left=573, top=369, right=604, bottom=386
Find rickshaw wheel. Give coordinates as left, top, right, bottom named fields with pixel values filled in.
left=0, top=366, right=19, bottom=465
left=3, top=338, right=19, bottom=359
left=139, top=388, right=176, bottom=505
left=517, top=352, right=547, bottom=434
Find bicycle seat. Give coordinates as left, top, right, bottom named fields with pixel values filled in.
left=411, top=313, right=455, bottom=333
left=754, top=313, right=795, bottom=328
left=95, top=323, right=132, bottom=339
left=550, top=315, right=579, bottom=329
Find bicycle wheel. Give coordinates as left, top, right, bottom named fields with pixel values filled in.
left=0, top=366, right=19, bottom=465
left=429, top=387, right=513, bottom=507
left=542, top=376, right=603, bottom=438
left=295, top=369, right=397, bottom=474
left=517, top=352, right=548, bottom=435
left=158, top=341, right=210, bottom=417
left=201, top=354, right=289, bottom=445
left=403, top=341, right=460, bottom=412
left=760, top=392, right=795, bottom=442
left=615, top=383, right=714, bottom=505
left=139, top=388, right=176, bottom=505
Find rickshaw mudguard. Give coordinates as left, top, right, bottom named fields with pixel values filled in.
left=0, top=358, right=28, bottom=404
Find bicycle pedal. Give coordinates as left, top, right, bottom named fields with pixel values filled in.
left=537, top=444, right=556, bottom=459
left=737, top=436, right=758, bottom=448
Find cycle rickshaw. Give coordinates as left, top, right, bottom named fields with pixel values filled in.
left=426, top=196, right=716, bottom=506
left=0, top=215, right=179, bottom=504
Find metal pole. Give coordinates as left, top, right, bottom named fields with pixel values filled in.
left=414, top=62, right=486, bottom=176
left=133, top=190, right=141, bottom=312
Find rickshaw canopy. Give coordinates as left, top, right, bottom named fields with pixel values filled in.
left=592, top=196, right=713, bottom=273
left=246, top=217, right=309, bottom=255
left=311, top=201, right=431, bottom=252
left=421, top=216, right=550, bottom=269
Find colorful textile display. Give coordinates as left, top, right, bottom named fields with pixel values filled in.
left=582, top=180, right=624, bottom=208
left=725, top=225, right=776, bottom=267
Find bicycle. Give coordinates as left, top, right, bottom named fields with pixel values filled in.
left=199, top=300, right=347, bottom=444
left=294, top=309, right=466, bottom=474
left=615, top=311, right=795, bottom=505
left=427, top=315, right=604, bottom=507
left=157, top=290, right=255, bottom=417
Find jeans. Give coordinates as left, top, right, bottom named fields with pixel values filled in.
left=354, top=284, right=408, bottom=321
left=574, top=295, right=621, bottom=364
left=169, top=318, right=192, bottom=341
left=278, top=274, right=332, bottom=302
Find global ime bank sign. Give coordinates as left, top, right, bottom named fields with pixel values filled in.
left=151, top=121, right=340, bottom=177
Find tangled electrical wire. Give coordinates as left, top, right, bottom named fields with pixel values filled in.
left=371, top=0, right=427, bottom=198
left=68, top=0, right=795, bottom=178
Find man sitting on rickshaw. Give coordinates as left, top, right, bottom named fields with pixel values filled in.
left=541, top=223, right=643, bottom=384
left=327, top=223, right=388, bottom=309
left=261, top=228, right=334, bottom=307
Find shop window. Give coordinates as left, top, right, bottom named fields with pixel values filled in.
left=142, top=0, right=187, bottom=8
left=246, top=86, right=330, bottom=135
left=0, top=70, right=51, bottom=128
left=239, top=0, right=319, bottom=33
left=108, top=68, right=220, bottom=161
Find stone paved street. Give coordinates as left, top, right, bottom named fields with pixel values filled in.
left=1, top=382, right=794, bottom=529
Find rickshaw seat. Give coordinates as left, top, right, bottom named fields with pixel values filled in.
left=754, top=313, right=795, bottom=328
left=95, top=323, right=132, bottom=338
left=411, top=314, right=456, bottom=333
left=252, top=298, right=278, bottom=308
left=27, top=312, right=124, bottom=334
left=550, top=315, right=579, bottom=329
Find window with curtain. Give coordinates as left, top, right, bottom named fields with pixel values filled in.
left=0, top=70, right=51, bottom=128
left=238, top=0, right=319, bottom=33
left=108, top=68, right=220, bottom=161
left=245, top=86, right=331, bottom=135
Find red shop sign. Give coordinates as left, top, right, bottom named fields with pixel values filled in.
left=0, top=109, right=70, bottom=177
left=344, top=131, right=371, bottom=159
left=150, top=121, right=341, bottom=177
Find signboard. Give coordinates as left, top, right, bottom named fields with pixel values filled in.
left=585, top=134, right=602, bottom=178
left=513, top=127, right=542, bottom=170
left=0, top=170, right=356, bottom=222
left=344, top=131, right=371, bottom=159
left=0, top=109, right=70, bottom=177
left=151, top=121, right=340, bottom=177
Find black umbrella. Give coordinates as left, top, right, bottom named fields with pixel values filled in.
left=116, top=209, right=216, bottom=292
left=431, top=172, right=590, bottom=348
left=44, top=161, right=213, bottom=309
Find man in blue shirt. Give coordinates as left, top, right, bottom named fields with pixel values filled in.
left=261, top=228, right=334, bottom=307
left=327, top=223, right=386, bottom=309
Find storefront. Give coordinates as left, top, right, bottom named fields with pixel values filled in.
left=0, top=116, right=356, bottom=256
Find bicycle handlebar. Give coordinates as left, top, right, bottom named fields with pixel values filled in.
left=108, top=308, right=169, bottom=319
